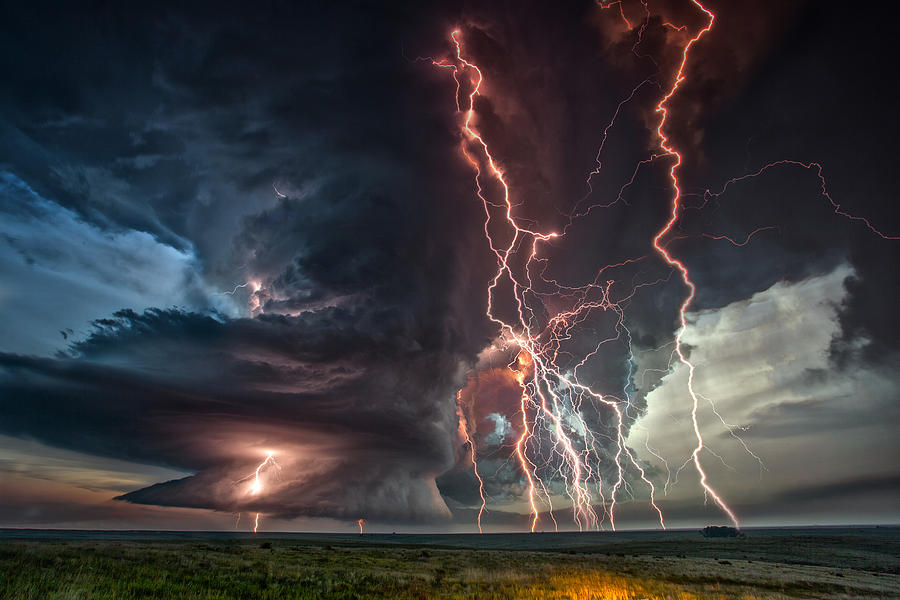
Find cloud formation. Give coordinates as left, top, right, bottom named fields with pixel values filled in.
left=0, top=0, right=898, bottom=529
left=631, top=265, right=900, bottom=524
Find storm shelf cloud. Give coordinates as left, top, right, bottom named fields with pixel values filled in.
left=0, top=0, right=898, bottom=531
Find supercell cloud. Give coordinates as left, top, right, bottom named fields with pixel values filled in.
left=0, top=0, right=898, bottom=530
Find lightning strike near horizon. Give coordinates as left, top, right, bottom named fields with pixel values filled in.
left=433, top=22, right=672, bottom=533
left=238, top=451, right=280, bottom=533
left=433, top=0, right=899, bottom=534
left=3, top=0, right=898, bottom=550
left=456, top=390, right=487, bottom=533
left=641, top=0, right=741, bottom=527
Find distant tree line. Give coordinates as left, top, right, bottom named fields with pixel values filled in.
left=700, top=526, right=745, bottom=538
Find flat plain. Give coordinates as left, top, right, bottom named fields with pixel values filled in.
left=1, top=527, right=897, bottom=599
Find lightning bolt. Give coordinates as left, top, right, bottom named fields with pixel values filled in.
left=696, top=160, right=898, bottom=240
left=432, top=0, right=896, bottom=534
left=434, top=27, right=666, bottom=532
left=220, top=282, right=252, bottom=296
left=641, top=0, right=741, bottom=527
left=357, top=518, right=367, bottom=534
left=456, top=390, right=487, bottom=533
left=512, top=352, right=541, bottom=532
left=219, top=280, right=263, bottom=314
left=249, top=451, right=278, bottom=495
left=238, top=451, right=280, bottom=533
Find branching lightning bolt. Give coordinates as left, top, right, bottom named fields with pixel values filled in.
left=434, top=26, right=668, bottom=533
left=642, top=0, right=741, bottom=526
left=456, top=390, right=487, bottom=533
left=433, top=0, right=898, bottom=534
left=236, top=451, right=280, bottom=533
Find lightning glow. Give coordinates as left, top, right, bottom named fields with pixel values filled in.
left=456, top=390, right=487, bottom=533
left=434, top=23, right=671, bottom=532
left=433, top=0, right=897, bottom=534
left=238, top=451, right=280, bottom=533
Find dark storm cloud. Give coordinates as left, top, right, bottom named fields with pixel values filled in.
left=774, top=475, right=900, bottom=504
left=0, top=301, right=476, bottom=521
left=0, top=0, right=502, bottom=522
left=556, top=0, right=900, bottom=428
left=449, top=1, right=898, bottom=524
left=740, top=388, right=900, bottom=441
left=535, top=0, right=900, bottom=379
left=0, top=63, right=497, bottom=517
left=0, top=1, right=467, bottom=269
left=667, top=1, right=900, bottom=365
left=1, top=0, right=898, bottom=529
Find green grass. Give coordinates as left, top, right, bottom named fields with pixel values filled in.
left=1, top=539, right=896, bottom=599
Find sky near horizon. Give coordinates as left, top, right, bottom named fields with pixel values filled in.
left=1, top=0, right=898, bottom=533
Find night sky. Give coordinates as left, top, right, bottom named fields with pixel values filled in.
left=1, top=0, right=898, bottom=533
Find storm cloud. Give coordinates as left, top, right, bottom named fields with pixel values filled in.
left=1, top=0, right=898, bottom=530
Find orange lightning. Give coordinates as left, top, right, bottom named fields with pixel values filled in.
left=512, top=352, right=541, bottom=532
left=434, top=23, right=668, bottom=533
left=434, top=32, right=557, bottom=531
left=357, top=518, right=367, bottom=534
left=249, top=451, right=277, bottom=495
left=456, top=390, right=487, bottom=533
left=429, top=0, right=898, bottom=535
left=240, top=451, right=280, bottom=534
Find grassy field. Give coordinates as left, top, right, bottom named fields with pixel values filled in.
left=1, top=531, right=898, bottom=599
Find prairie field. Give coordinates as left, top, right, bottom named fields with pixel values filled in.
left=1, top=528, right=897, bottom=599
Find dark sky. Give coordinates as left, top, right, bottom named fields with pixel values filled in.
left=0, top=0, right=898, bottom=532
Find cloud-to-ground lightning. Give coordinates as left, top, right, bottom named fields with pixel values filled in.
left=643, top=0, right=741, bottom=527
left=456, top=390, right=487, bottom=533
left=236, top=451, right=280, bottom=533
left=434, top=25, right=669, bottom=533
left=357, top=518, right=367, bottom=534
left=434, top=0, right=898, bottom=534
left=643, top=2, right=896, bottom=526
